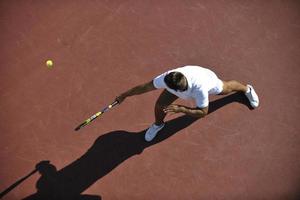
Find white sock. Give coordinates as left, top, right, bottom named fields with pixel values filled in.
left=246, top=86, right=250, bottom=93
left=154, top=123, right=163, bottom=128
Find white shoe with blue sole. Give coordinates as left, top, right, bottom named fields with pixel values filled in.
left=145, top=123, right=165, bottom=142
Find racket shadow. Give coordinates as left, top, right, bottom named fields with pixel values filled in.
left=22, top=92, right=250, bottom=199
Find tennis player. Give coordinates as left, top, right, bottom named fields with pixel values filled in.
left=116, top=65, right=259, bottom=142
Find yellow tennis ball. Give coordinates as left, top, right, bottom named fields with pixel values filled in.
left=108, top=105, right=112, bottom=108
left=46, top=60, right=53, bottom=68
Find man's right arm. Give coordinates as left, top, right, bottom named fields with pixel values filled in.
left=116, top=80, right=157, bottom=103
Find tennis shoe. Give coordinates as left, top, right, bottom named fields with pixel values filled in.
left=145, top=123, right=165, bottom=142
left=245, top=84, right=259, bottom=108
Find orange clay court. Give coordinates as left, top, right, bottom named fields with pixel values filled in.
left=0, top=1, right=300, bottom=200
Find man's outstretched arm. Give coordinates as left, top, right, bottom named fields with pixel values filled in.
left=116, top=80, right=157, bottom=103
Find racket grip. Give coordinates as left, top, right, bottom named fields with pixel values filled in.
left=112, top=100, right=119, bottom=106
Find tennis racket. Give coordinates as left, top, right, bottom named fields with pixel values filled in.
left=75, top=100, right=119, bottom=131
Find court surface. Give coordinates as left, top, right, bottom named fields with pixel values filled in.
left=1, top=1, right=300, bottom=199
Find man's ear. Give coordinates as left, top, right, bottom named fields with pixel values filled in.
left=183, top=77, right=188, bottom=90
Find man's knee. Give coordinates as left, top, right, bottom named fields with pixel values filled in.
left=155, top=101, right=166, bottom=111
left=155, top=90, right=178, bottom=108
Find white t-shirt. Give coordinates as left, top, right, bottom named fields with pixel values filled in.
left=153, top=65, right=223, bottom=108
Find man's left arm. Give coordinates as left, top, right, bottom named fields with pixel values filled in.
left=163, top=105, right=208, bottom=118
left=181, top=105, right=208, bottom=118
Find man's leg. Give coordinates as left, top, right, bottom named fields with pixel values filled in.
left=155, top=90, right=178, bottom=125
left=145, top=90, right=178, bottom=142
left=220, top=80, right=259, bottom=108
left=220, top=80, right=248, bottom=95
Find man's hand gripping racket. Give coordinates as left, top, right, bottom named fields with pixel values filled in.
left=75, top=100, right=119, bottom=131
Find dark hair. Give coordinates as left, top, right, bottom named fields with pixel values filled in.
left=164, top=72, right=186, bottom=91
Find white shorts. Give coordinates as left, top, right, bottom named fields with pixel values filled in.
left=208, top=77, right=224, bottom=95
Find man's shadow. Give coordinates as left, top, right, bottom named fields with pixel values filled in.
left=22, top=92, right=251, bottom=200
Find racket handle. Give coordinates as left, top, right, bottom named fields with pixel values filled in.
left=112, top=100, right=119, bottom=106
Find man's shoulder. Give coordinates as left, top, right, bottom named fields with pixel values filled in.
left=175, top=65, right=210, bottom=74
left=180, top=65, right=206, bottom=69
left=176, top=65, right=201, bottom=70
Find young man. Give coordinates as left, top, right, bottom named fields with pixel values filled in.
left=116, top=65, right=259, bottom=142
